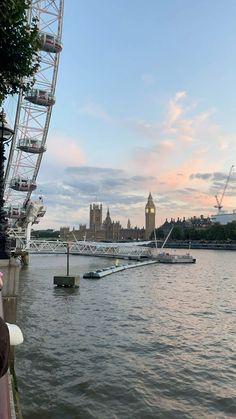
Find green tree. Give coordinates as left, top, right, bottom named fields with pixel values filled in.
left=184, top=227, right=203, bottom=240
left=224, top=221, right=236, bottom=241
left=172, top=226, right=184, bottom=240
left=205, top=224, right=226, bottom=241
left=0, top=0, right=40, bottom=105
left=31, top=229, right=60, bottom=239
left=156, top=228, right=164, bottom=239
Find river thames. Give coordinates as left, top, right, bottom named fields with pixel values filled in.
left=15, top=250, right=236, bottom=418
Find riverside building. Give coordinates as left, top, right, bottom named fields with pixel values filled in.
left=60, top=194, right=156, bottom=242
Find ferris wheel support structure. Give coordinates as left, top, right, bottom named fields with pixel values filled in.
left=4, top=0, right=64, bottom=243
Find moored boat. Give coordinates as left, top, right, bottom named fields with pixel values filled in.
left=153, top=225, right=196, bottom=264
left=156, top=252, right=196, bottom=264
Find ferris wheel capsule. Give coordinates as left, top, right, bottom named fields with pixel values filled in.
left=10, top=177, right=37, bottom=192
left=37, top=208, right=46, bottom=217
left=4, top=206, right=26, bottom=219
left=25, top=89, right=55, bottom=106
left=34, top=209, right=46, bottom=222
left=17, top=138, right=46, bottom=154
left=40, top=32, right=63, bottom=53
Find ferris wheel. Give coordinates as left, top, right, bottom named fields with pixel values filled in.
left=3, top=0, right=64, bottom=242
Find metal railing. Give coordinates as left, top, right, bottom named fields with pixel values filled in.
left=25, top=240, right=152, bottom=258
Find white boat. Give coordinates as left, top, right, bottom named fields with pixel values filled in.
left=156, top=252, right=196, bottom=264
left=154, top=226, right=196, bottom=264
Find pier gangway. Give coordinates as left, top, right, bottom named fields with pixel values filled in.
left=20, top=240, right=152, bottom=259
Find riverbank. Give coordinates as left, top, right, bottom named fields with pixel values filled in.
left=153, top=241, right=236, bottom=250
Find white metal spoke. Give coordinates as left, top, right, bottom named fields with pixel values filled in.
left=4, top=0, right=64, bottom=238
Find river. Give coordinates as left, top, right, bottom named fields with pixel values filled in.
left=15, top=250, right=236, bottom=418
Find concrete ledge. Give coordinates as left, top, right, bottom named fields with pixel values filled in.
left=1, top=258, right=21, bottom=299
left=53, top=275, right=80, bottom=287
left=3, top=297, right=17, bottom=324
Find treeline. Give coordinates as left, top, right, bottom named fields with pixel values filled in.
left=152, top=221, right=236, bottom=242
left=32, top=222, right=236, bottom=242
left=31, top=229, right=60, bottom=239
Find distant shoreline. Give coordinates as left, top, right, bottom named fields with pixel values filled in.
left=153, top=241, right=236, bottom=251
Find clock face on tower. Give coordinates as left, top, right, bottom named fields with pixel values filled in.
left=146, top=208, right=155, bottom=214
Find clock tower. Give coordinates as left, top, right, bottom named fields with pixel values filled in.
left=145, top=193, right=156, bottom=239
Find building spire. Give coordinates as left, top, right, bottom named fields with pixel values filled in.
left=147, top=192, right=154, bottom=205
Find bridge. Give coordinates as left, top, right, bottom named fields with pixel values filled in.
left=10, top=233, right=153, bottom=259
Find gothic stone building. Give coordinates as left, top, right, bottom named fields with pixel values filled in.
left=60, top=194, right=155, bottom=242
left=145, top=193, right=156, bottom=239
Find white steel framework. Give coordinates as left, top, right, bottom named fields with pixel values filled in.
left=24, top=240, right=153, bottom=259
left=4, top=0, right=64, bottom=235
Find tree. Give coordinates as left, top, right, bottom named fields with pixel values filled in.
left=156, top=228, right=164, bottom=239
left=171, top=226, right=184, bottom=240
left=0, top=0, right=40, bottom=105
left=184, top=227, right=202, bottom=241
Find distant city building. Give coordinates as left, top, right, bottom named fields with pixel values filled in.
left=90, top=203, right=102, bottom=232
left=211, top=211, right=236, bottom=225
left=159, top=214, right=212, bottom=235
left=59, top=196, right=217, bottom=243
left=60, top=194, right=155, bottom=242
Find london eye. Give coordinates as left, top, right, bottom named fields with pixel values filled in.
left=3, top=0, right=64, bottom=244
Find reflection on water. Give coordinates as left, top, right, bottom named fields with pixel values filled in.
left=15, top=251, right=236, bottom=419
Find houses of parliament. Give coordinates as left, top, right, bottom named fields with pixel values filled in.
left=60, top=193, right=156, bottom=242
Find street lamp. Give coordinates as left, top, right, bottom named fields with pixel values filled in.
left=0, top=109, right=14, bottom=259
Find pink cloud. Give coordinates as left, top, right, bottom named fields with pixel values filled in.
left=47, top=132, right=86, bottom=166
left=164, top=90, right=186, bottom=130
left=125, top=119, right=159, bottom=140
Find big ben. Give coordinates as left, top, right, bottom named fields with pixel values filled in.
left=145, top=193, right=156, bottom=239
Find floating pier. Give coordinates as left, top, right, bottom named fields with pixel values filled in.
left=83, top=260, right=157, bottom=279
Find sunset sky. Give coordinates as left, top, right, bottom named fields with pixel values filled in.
left=30, top=1, right=236, bottom=229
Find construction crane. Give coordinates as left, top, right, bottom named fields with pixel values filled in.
left=214, top=165, right=234, bottom=212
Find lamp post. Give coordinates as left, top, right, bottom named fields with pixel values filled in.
left=0, top=109, right=14, bottom=259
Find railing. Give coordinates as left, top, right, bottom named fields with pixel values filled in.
left=0, top=291, right=11, bottom=419
left=25, top=240, right=152, bottom=258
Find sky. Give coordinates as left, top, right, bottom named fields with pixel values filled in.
left=32, top=0, right=236, bottom=229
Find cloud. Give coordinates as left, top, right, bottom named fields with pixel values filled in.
left=36, top=91, right=236, bottom=230
left=126, top=92, right=234, bottom=182
left=126, top=91, right=189, bottom=142
left=164, top=90, right=186, bottom=129
left=36, top=165, right=157, bottom=229
left=190, top=171, right=235, bottom=183
left=64, top=166, right=155, bottom=196
left=46, top=132, right=86, bottom=166
left=125, top=119, right=160, bottom=140
left=190, top=172, right=213, bottom=180
left=78, top=101, right=110, bottom=121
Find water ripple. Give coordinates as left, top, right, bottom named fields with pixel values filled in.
left=15, top=251, right=236, bottom=418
